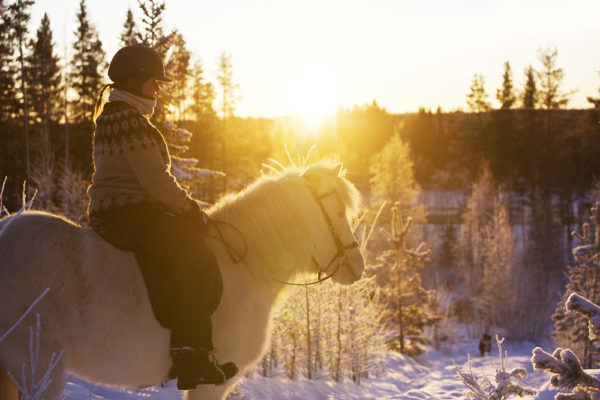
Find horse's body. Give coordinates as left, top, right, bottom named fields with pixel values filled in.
left=0, top=163, right=364, bottom=400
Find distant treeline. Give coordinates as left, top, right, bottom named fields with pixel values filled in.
left=339, top=104, right=600, bottom=195
left=3, top=105, right=599, bottom=204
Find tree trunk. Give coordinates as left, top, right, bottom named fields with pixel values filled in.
left=305, top=285, right=312, bottom=379
left=334, top=287, right=342, bottom=382
left=290, top=332, right=296, bottom=380
left=16, top=1, right=30, bottom=183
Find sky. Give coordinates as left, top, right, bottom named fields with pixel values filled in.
left=30, top=0, right=600, bottom=118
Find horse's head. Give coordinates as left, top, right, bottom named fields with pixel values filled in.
left=301, top=162, right=365, bottom=285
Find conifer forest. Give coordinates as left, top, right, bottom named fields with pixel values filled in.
left=1, top=0, right=600, bottom=399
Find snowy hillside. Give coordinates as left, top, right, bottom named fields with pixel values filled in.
left=63, top=340, right=554, bottom=400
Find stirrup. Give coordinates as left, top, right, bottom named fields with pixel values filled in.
left=172, top=347, right=238, bottom=390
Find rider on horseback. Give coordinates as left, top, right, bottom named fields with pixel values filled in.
left=87, top=44, right=238, bottom=390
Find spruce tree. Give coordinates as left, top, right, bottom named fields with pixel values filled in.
left=496, top=61, right=516, bottom=109
left=136, top=0, right=209, bottom=192
left=8, top=0, right=34, bottom=181
left=537, top=45, right=571, bottom=110
left=137, top=0, right=169, bottom=54
left=216, top=51, right=238, bottom=119
left=521, top=64, right=538, bottom=109
left=189, top=57, right=219, bottom=201
left=377, top=207, right=440, bottom=356
left=215, top=51, right=239, bottom=192
left=190, top=58, right=216, bottom=121
left=517, top=191, right=563, bottom=339
left=119, top=7, right=138, bottom=46
left=466, top=73, right=491, bottom=113
left=369, top=132, right=427, bottom=223
left=0, top=0, right=17, bottom=121
left=587, top=71, right=600, bottom=109
left=168, top=31, right=191, bottom=122
left=27, top=13, right=61, bottom=128
left=70, top=0, right=106, bottom=122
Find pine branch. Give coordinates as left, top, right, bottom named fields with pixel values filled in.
left=532, top=347, right=600, bottom=393
left=566, top=293, right=600, bottom=340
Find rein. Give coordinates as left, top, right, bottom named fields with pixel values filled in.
left=206, top=182, right=359, bottom=287
left=206, top=219, right=247, bottom=264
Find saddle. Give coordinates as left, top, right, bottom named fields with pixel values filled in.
left=88, top=212, right=222, bottom=334
left=89, top=216, right=135, bottom=250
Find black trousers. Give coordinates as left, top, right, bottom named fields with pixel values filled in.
left=93, top=203, right=222, bottom=350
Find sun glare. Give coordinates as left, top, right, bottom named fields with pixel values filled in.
left=285, top=60, right=338, bottom=136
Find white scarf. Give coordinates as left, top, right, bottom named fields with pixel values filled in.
left=108, top=89, right=157, bottom=117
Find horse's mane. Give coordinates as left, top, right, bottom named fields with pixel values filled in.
left=0, top=162, right=361, bottom=284
left=207, top=161, right=361, bottom=281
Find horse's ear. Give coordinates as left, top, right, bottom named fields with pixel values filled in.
left=303, top=162, right=344, bottom=191
left=333, top=163, right=343, bottom=176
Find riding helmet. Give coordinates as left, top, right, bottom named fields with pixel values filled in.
left=108, top=44, right=172, bottom=84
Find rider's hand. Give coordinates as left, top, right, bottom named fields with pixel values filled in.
left=183, top=201, right=210, bottom=234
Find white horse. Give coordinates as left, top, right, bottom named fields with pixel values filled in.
left=0, top=161, right=365, bottom=400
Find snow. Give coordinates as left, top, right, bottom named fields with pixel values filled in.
left=61, top=339, right=554, bottom=399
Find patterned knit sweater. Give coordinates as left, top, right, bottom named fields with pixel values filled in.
left=87, top=101, right=195, bottom=216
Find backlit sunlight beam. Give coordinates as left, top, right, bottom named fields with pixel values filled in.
left=284, top=58, right=339, bottom=137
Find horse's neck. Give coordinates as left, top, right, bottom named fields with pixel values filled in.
left=208, top=179, right=315, bottom=286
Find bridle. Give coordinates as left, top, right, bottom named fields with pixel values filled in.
left=271, top=183, right=360, bottom=287
left=208, top=181, right=361, bottom=287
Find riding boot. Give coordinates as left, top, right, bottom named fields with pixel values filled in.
left=171, top=347, right=238, bottom=389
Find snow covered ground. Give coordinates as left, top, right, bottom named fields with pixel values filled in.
left=63, top=339, right=558, bottom=400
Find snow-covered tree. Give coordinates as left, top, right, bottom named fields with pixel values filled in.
left=454, top=165, right=497, bottom=324
left=552, top=203, right=600, bottom=368
left=369, top=132, right=426, bottom=224
left=136, top=0, right=220, bottom=197
left=376, top=206, right=441, bottom=356
left=453, top=166, right=528, bottom=336
left=369, top=132, right=427, bottom=250
left=260, top=204, right=389, bottom=383
left=477, top=199, right=515, bottom=331
left=533, top=293, right=600, bottom=399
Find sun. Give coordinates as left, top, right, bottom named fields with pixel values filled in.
left=285, top=59, right=338, bottom=135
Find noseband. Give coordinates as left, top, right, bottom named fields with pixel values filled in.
left=272, top=183, right=359, bottom=286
